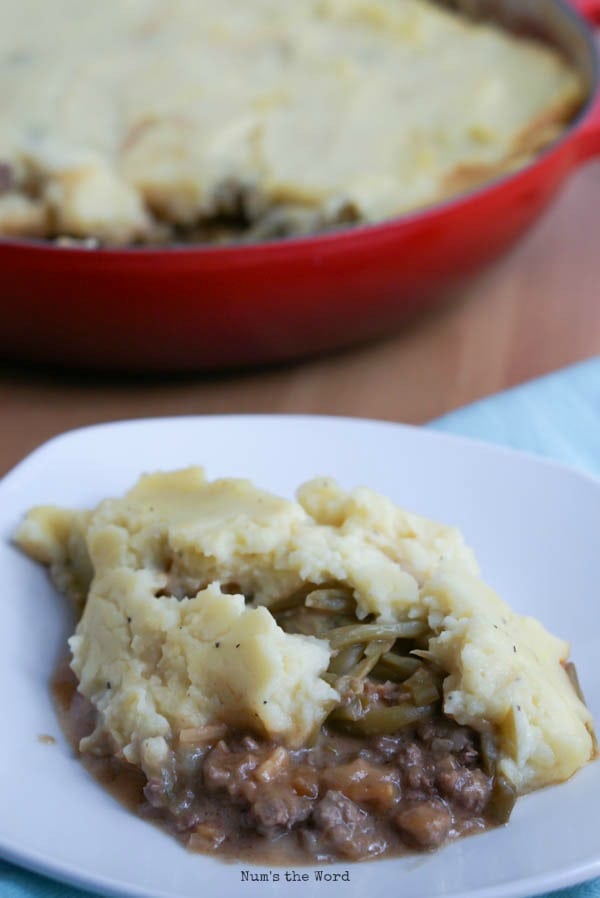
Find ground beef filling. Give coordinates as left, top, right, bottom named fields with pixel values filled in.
left=55, top=667, right=498, bottom=863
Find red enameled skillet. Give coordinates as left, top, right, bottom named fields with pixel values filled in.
left=1, top=0, right=599, bottom=372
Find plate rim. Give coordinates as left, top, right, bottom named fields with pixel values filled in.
left=3, top=412, right=600, bottom=491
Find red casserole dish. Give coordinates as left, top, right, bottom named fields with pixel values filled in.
left=1, top=0, right=600, bottom=373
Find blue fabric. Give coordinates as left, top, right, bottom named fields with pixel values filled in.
left=0, top=864, right=91, bottom=898
left=430, top=355, right=600, bottom=479
left=2, top=354, right=599, bottom=898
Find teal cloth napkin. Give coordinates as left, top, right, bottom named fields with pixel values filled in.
left=430, top=355, right=600, bottom=479
left=2, top=355, right=599, bottom=898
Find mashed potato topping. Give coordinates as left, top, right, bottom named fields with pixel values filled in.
left=0, top=0, right=584, bottom=243
left=16, top=467, right=594, bottom=799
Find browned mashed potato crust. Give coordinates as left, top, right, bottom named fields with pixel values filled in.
left=0, top=0, right=585, bottom=245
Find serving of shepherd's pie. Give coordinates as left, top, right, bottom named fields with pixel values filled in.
left=15, top=469, right=596, bottom=862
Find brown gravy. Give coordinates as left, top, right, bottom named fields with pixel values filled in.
left=52, top=659, right=503, bottom=865
left=53, top=662, right=148, bottom=814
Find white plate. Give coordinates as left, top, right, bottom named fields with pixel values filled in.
left=1, top=415, right=599, bottom=898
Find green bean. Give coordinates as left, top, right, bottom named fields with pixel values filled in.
left=565, top=662, right=598, bottom=755
left=321, top=672, right=339, bottom=686
left=305, top=589, right=356, bottom=614
left=565, top=661, right=586, bottom=702
left=410, top=649, right=437, bottom=664
left=332, top=702, right=433, bottom=736
left=372, top=652, right=421, bottom=681
left=403, top=666, right=440, bottom=705
left=279, top=605, right=356, bottom=637
left=328, top=643, right=365, bottom=676
left=479, top=731, right=498, bottom=777
left=487, top=774, right=517, bottom=824
left=268, top=587, right=313, bottom=614
left=327, top=621, right=427, bottom=650
left=365, top=639, right=395, bottom=657
left=350, top=640, right=395, bottom=680
left=329, top=694, right=366, bottom=723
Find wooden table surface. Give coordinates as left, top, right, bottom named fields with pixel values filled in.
left=2, top=160, right=600, bottom=479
